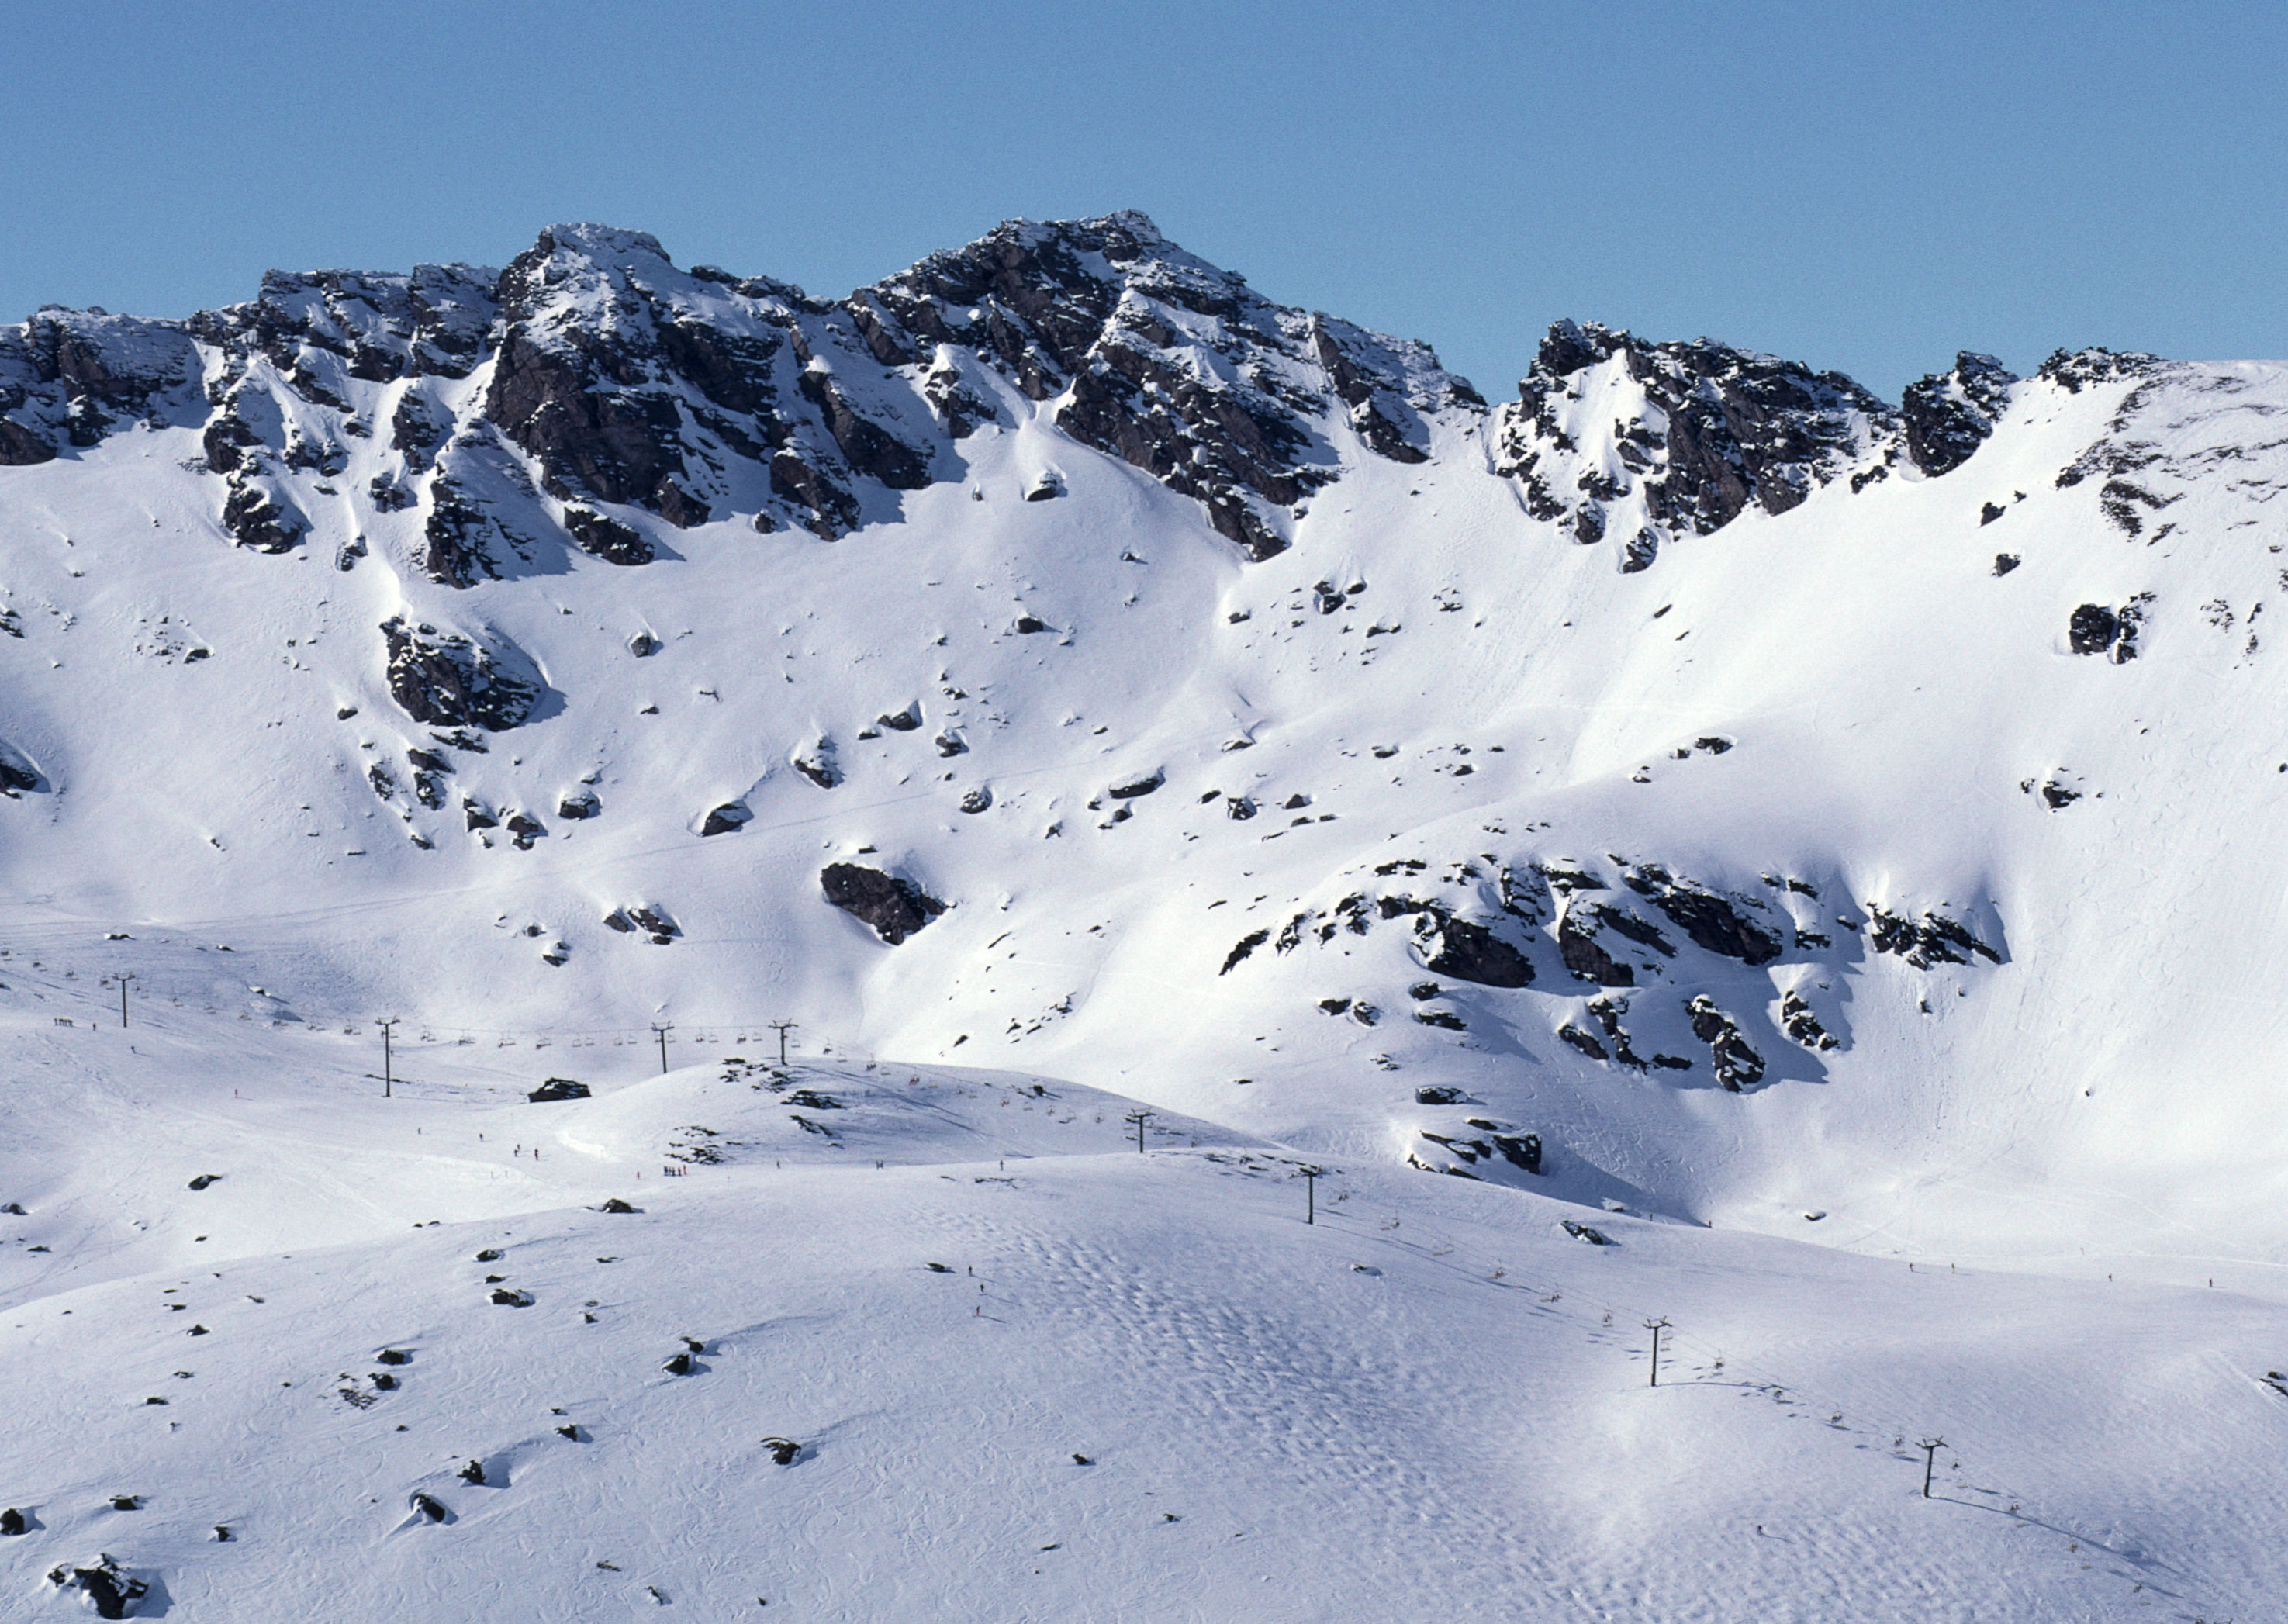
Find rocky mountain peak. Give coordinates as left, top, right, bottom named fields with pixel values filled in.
left=0, top=212, right=1481, bottom=574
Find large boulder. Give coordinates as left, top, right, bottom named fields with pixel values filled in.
left=821, top=862, right=945, bottom=945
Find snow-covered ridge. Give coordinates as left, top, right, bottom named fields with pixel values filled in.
left=0, top=214, right=2284, bottom=1268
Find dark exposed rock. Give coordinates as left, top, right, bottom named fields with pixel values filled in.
left=1414, top=1008, right=1466, bottom=1030
left=1685, top=994, right=1765, bottom=1091
left=458, top=1459, right=486, bottom=1485
left=381, top=617, right=541, bottom=732
left=700, top=801, right=752, bottom=836
left=0, top=1507, right=22, bottom=1536
left=596, top=1197, right=641, bottom=1214
left=854, top=211, right=1463, bottom=562
left=1422, top=916, right=1533, bottom=987
left=0, top=742, right=43, bottom=796
left=763, top=1437, right=803, bottom=1465
left=505, top=811, right=546, bottom=848
left=1901, top=352, right=2017, bottom=475
left=821, top=862, right=945, bottom=945
left=876, top=704, right=921, bottom=731
left=557, top=790, right=600, bottom=820
left=1623, top=865, right=1781, bottom=964
left=627, top=630, right=662, bottom=657
left=391, top=391, right=446, bottom=470
left=662, top=1351, right=695, bottom=1376
left=1558, top=1024, right=1609, bottom=1060
left=528, top=1077, right=591, bottom=1102
left=375, top=1348, right=411, bottom=1366
left=1558, top=910, right=1633, bottom=986
left=46, top=1554, right=148, bottom=1619
left=368, top=472, right=416, bottom=513
left=1560, top=1219, right=1611, bottom=1245
left=1107, top=770, right=1163, bottom=799
left=491, top=1287, right=534, bottom=1305
left=2112, top=594, right=2149, bottom=662
left=1536, top=863, right=1605, bottom=895
left=1495, top=1133, right=1543, bottom=1173
left=1220, top=928, right=1270, bottom=973
left=1414, top=1086, right=1464, bottom=1104
left=1781, top=991, right=1837, bottom=1051
left=959, top=786, right=992, bottom=814
left=1586, top=995, right=1645, bottom=1066
left=628, top=905, right=679, bottom=938
left=186, top=1173, right=222, bottom=1190
left=486, top=230, right=718, bottom=526
left=770, top=449, right=859, bottom=537
left=418, top=479, right=503, bottom=587
left=1588, top=904, right=1675, bottom=956
left=1496, top=318, right=1896, bottom=562
left=562, top=506, right=655, bottom=566
left=411, top=1492, right=448, bottom=1522
left=798, top=367, right=931, bottom=489
left=2036, top=347, right=2162, bottom=394
left=793, top=741, right=840, bottom=789
left=222, top=478, right=307, bottom=553
left=1864, top=904, right=2002, bottom=968
left=2069, top=603, right=2117, bottom=655
left=2067, top=595, right=2148, bottom=662
left=1992, top=552, right=2020, bottom=575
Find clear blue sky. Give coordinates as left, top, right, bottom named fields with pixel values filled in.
left=3, top=1, right=2279, bottom=399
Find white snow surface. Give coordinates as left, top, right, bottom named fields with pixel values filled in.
left=2, top=225, right=2285, bottom=1619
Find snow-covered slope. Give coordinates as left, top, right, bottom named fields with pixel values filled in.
left=2, top=215, right=2285, bottom=1619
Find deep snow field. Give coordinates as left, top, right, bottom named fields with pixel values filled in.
left=4, top=217, right=2288, bottom=1618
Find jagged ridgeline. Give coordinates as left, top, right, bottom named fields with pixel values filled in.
left=0, top=214, right=1476, bottom=574
left=0, top=212, right=2087, bottom=593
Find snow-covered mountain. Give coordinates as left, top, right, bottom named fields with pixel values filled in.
left=5, top=214, right=2287, bottom=1619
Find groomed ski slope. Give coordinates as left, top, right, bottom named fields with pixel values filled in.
left=0, top=990, right=2279, bottom=1622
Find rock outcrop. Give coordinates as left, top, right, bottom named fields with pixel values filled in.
left=821, top=862, right=945, bottom=945
left=379, top=617, right=543, bottom=732
left=1494, top=319, right=1898, bottom=568
left=1901, top=352, right=2017, bottom=475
